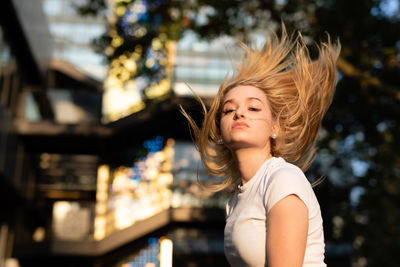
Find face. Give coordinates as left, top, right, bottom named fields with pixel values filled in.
left=220, top=85, right=277, bottom=152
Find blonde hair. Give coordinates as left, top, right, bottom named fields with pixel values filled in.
left=181, top=27, right=341, bottom=191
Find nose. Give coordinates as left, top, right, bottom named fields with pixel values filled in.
left=234, top=106, right=246, bottom=119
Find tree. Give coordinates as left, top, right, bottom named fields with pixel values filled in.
left=78, top=0, right=400, bottom=266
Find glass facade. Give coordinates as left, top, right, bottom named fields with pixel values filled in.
left=2, top=1, right=228, bottom=266
left=0, top=26, right=20, bottom=113
left=42, top=0, right=108, bottom=80
left=94, top=137, right=175, bottom=241
left=173, top=32, right=237, bottom=97
left=171, top=141, right=231, bottom=209
left=46, top=88, right=101, bottom=124
left=114, top=227, right=227, bottom=267
left=37, top=137, right=228, bottom=244
left=0, top=26, right=20, bottom=186
left=41, top=0, right=241, bottom=122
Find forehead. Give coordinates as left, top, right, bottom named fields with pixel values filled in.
left=223, top=85, right=267, bottom=103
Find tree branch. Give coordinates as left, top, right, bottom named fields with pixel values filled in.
left=337, top=57, right=400, bottom=101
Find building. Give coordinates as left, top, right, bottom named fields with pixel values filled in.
left=0, top=1, right=227, bottom=266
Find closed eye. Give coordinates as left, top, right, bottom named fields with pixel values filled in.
left=249, top=107, right=261, bottom=111
left=222, top=109, right=234, bottom=115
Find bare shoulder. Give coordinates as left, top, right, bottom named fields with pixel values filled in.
left=269, top=194, right=308, bottom=216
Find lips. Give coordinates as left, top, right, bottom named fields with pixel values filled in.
left=232, top=121, right=249, bottom=129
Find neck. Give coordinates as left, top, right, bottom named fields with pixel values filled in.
left=233, top=148, right=272, bottom=184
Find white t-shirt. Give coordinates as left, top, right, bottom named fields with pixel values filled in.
left=224, top=157, right=326, bottom=267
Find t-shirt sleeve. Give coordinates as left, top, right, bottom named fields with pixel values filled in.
left=264, top=166, right=312, bottom=213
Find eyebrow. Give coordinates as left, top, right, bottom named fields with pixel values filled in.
left=222, top=97, right=263, bottom=106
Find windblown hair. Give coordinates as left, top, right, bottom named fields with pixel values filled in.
left=181, top=27, right=341, bottom=192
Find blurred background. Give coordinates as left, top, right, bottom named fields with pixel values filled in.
left=0, top=0, right=399, bottom=266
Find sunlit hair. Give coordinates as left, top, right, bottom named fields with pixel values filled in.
left=181, top=26, right=341, bottom=192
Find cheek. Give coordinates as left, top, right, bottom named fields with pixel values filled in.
left=219, top=118, right=229, bottom=137
left=249, top=114, right=273, bottom=130
left=252, top=109, right=272, bottom=122
left=254, top=121, right=271, bottom=136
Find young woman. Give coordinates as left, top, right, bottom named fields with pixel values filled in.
left=182, top=27, right=340, bottom=266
